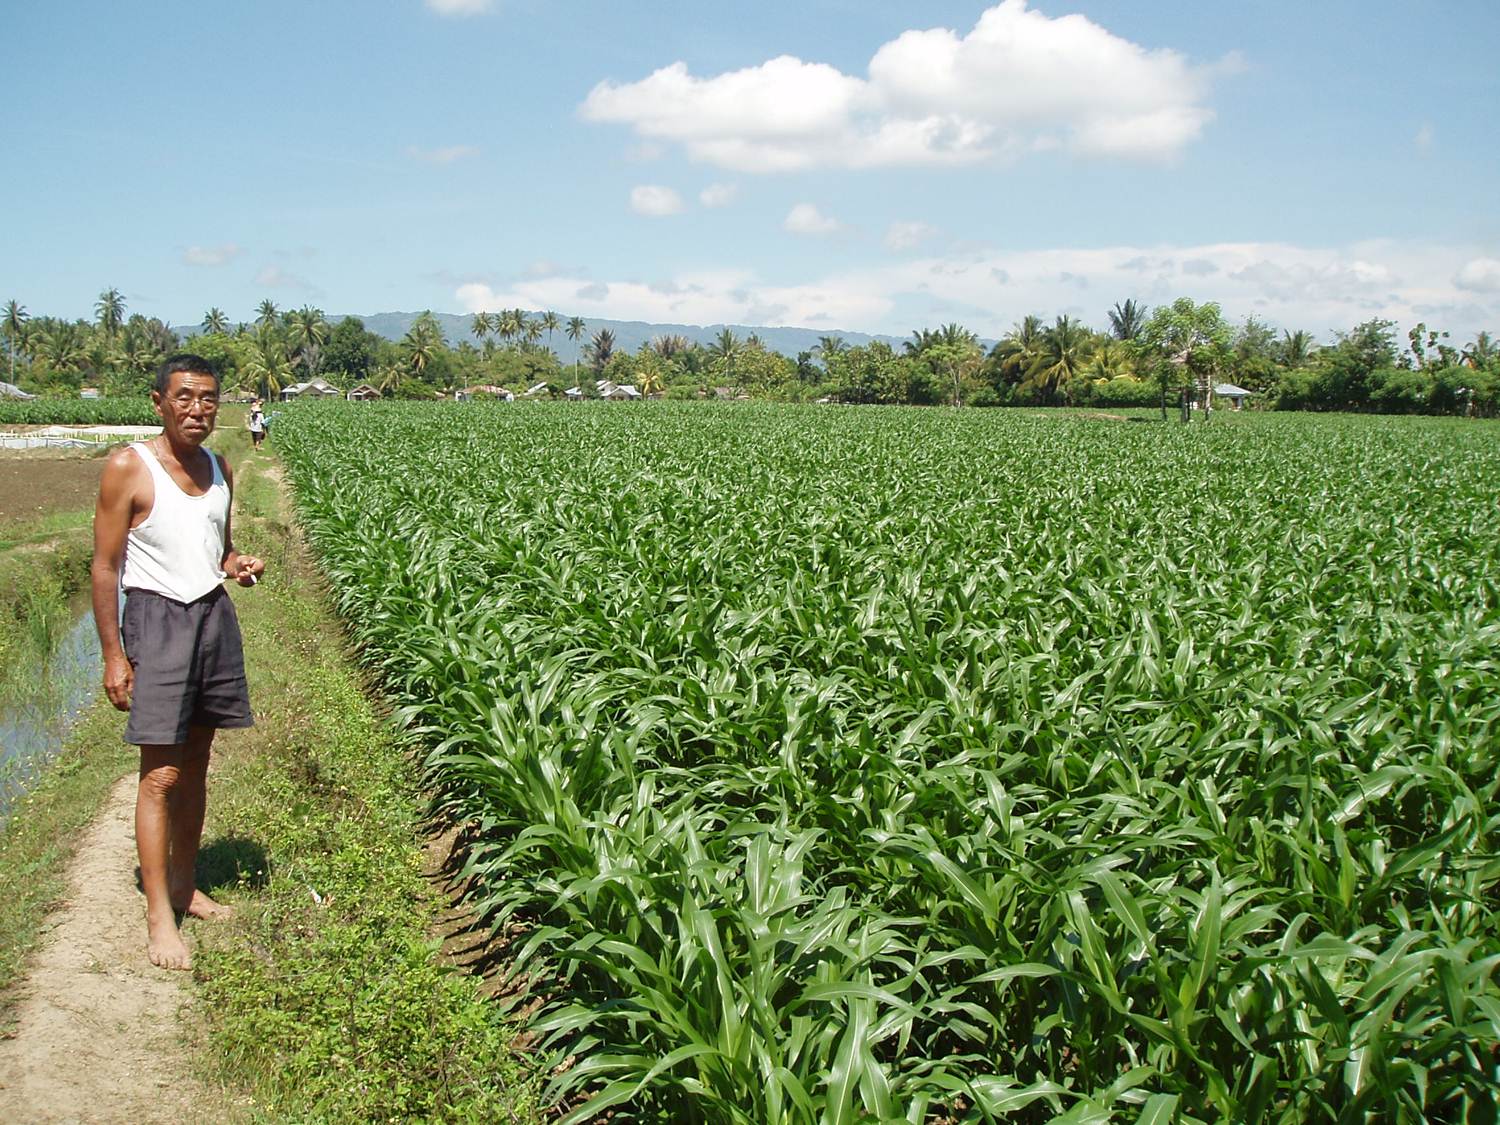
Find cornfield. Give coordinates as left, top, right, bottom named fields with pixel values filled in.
left=277, top=402, right=1500, bottom=1123
left=0, top=398, right=157, bottom=426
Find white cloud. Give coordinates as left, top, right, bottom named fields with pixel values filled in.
left=700, top=182, right=739, bottom=208
left=579, top=0, right=1227, bottom=170
left=630, top=184, right=685, bottom=216
left=1415, top=122, right=1434, bottom=151
left=452, top=239, right=1497, bottom=343
left=255, top=265, right=315, bottom=292
left=885, top=221, right=938, bottom=251
left=1455, top=258, right=1500, bottom=293
left=425, top=0, right=492, bottom=15
left=406, top=144, right=480, bottom=164
left=784, top=203, right=840, bottom=236
left=183, top=243, right=241, bottom=267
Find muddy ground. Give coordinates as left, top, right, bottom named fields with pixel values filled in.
left=0, top=457, right=107, bottom=526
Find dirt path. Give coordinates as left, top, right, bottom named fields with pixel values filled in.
left=0, top=772, right=210, bottom=1123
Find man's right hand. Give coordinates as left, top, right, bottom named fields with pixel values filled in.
left=104, top=654, right=133, bottom=711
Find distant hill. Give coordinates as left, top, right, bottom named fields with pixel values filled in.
left=180, top=312, right=910, bottom=364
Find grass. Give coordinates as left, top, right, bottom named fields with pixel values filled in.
left=0, top=703, right=133, bottom=1003
left=188, top=435, right=540, bottom=1123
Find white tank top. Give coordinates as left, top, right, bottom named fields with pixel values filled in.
left=121, top=441, right=230, bottom=603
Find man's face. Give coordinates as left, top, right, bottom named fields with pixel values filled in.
left=153, top=371, right=219, bottom=445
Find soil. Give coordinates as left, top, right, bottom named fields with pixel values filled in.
left=0, top=458, right=106, bottom=525
left=0, top=773, right=211, bottom=1122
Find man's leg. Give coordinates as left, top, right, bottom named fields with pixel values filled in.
left=137, top=744, right=194, bottom=970
left=166, top=725, right=229, bottom=920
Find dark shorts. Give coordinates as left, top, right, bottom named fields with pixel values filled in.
left=122, top=586, right=254, bottom=745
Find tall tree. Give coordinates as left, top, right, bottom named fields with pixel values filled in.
left=245, top=328, right=295, bottom=399
left=588, top=327, right=616, bottom=375
left=1278, top=329, right=1317, bottom=369
left=1026, top=316, right=1091, bottom=404
left=201, top=307, right=230, bottom=335
left=541, top=310, right=561, bottom=350
left=988, top=314, right=1045, bottom=390
left=256, top=299, right=280, bottom=329
left=1108, top=299, right=1147, bottom=342
left=3, top=300, right=27, bottom=383
left=1142, top=298, right=1232, bottom=420
left=710, top=328, right=741, bottom=385
left=566, top=316, right=586, bottom=385
left=469, top=311, right=492, bottom=345
left=95, top=287, right=126, bottom=341
left=288, top=306, right=330, bottom=376
left=403, top=311, right=445, bottom=379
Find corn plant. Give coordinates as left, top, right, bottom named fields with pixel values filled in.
left=278, top=402, right=1500, bottom=1122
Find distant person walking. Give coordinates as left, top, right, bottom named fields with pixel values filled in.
left=91, top=354, right=265, bottom=970
left=247, top=399, right=266, bottom=448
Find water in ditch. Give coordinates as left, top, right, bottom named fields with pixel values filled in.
left=0, top=606, right=104, bottom=821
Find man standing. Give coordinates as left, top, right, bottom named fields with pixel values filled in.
left=92, top=354, right=264, bottom=970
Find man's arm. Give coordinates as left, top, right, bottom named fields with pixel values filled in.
left=216, top=457, right=265, bottom=586
left=92, top=447, right=139, bottom=711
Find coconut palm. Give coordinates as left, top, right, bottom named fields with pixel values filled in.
left=652, top=334, right=690, bottom=359
left=3, top=299, right=27, bottom=382
left=95, top=288, right=126, bottom=341
left=989, top=314, right=1045, bottom=387
left=541, top=310, right=561, bottom=350
left=637, top=351, right=665, bottom=396
left=566, top=316, right=586, bottom=384
left=816, top=335, right=848, bottom=363
left=1279, top=329, right=1316, bottom=369
left=1463, top=331, right=1497, bottom=369
left=588, top=328, right=616, bottom=375
left=710, top=328, right=741, bottom=384
left=256, top=299, right=280, bottom=329
left=288, top=306, right=330, bottom=376
left=36, top=320, right=90, bottom=376
left=201, top=307, right=230, bottom=335
left=1027, top=315, right=1092, bottom=404
left=469, top=312, right=492, bottom=344
left=523, top=318, right=544, bottom=348
left=1108, top=299, right=1147, bottom=342
left=403, top=311, right=444, bottom=377
left=244, top=329, right=295, bottom=399
left=496, top=309, right=520, bottom=349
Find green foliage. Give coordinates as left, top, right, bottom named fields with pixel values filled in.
left=193, top=497, right=537, bottom=1123
left=0, top=397, right=158, bottom=425
left=320, top=316, right=384, bottom=384
left=279, top=403, right=1500, bottom=1122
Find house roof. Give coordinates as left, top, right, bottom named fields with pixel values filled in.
left=1214, top=383, right=1253, bottom=396
left=1, top=381, right=35, bottom=399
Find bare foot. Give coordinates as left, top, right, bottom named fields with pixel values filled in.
left=146, top=915, right=193, bottom=971
left=176, top=889, right=232, bottom=921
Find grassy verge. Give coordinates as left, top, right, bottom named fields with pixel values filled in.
left=0, top=530, right=93, bottom=702
left=0, top=702, right=133, bottom=1001
left=190, top=441, right=539, bottom=1123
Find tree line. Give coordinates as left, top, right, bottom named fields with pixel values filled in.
left=4, top=290, right=1496, bottom=415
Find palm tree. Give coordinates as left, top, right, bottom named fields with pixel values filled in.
left=588, top=328, right=616, bottom=375
left=256, top=299, right=280, bottom=329
left=496, top=308, right=520, bottom=350
left=244, top=329, right=295, bottom=399
left=566, top=316, right=586, bottom=385
left=523, top=318, right=544, bottom=349
left=710, top=328, right=741, bottom=385
left=36, top=320, right=90, bottom=378
left=1085, top=339, right=1136, bottom=381
left=3, top=300, right=27, bottom=382
left=637, top=351, right=664, bottom=396
left=1463, top=330, right=1497, bottom=369
left=815, top=335, right=848, bottom=364
left=651, top=333, right=690, bottom=359
left=1028, top=315, right=1092, bottom=404
left=403, top=311, right=444, bottom=378
left=95, top=288, right=126, bottom=341
left=1108, top=299, right=1147, bottom=342
left=989, top=314, right=1045, bottom=388
left=469, top=311, right=492, bottom=345
left=288, top=306, right=329, bottom=376
left=541, top=310, right=561, bottom=351
left=1279, top=329, right=1316, bottom=369
left=201, top=307, right=230, bottom=335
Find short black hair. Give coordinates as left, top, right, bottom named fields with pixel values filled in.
left=155, top=354, right=220, bottom=395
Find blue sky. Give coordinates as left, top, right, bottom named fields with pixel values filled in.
left=3, top=0, right=1498, bottom=343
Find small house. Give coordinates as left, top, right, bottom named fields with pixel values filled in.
left=347, top=384, right=381, bottom=401
left=280, top=378, right=343, bottom=401
left=0, top=381, right=35, bottom=399
left=1213, top=383, right=1253, bottom=411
